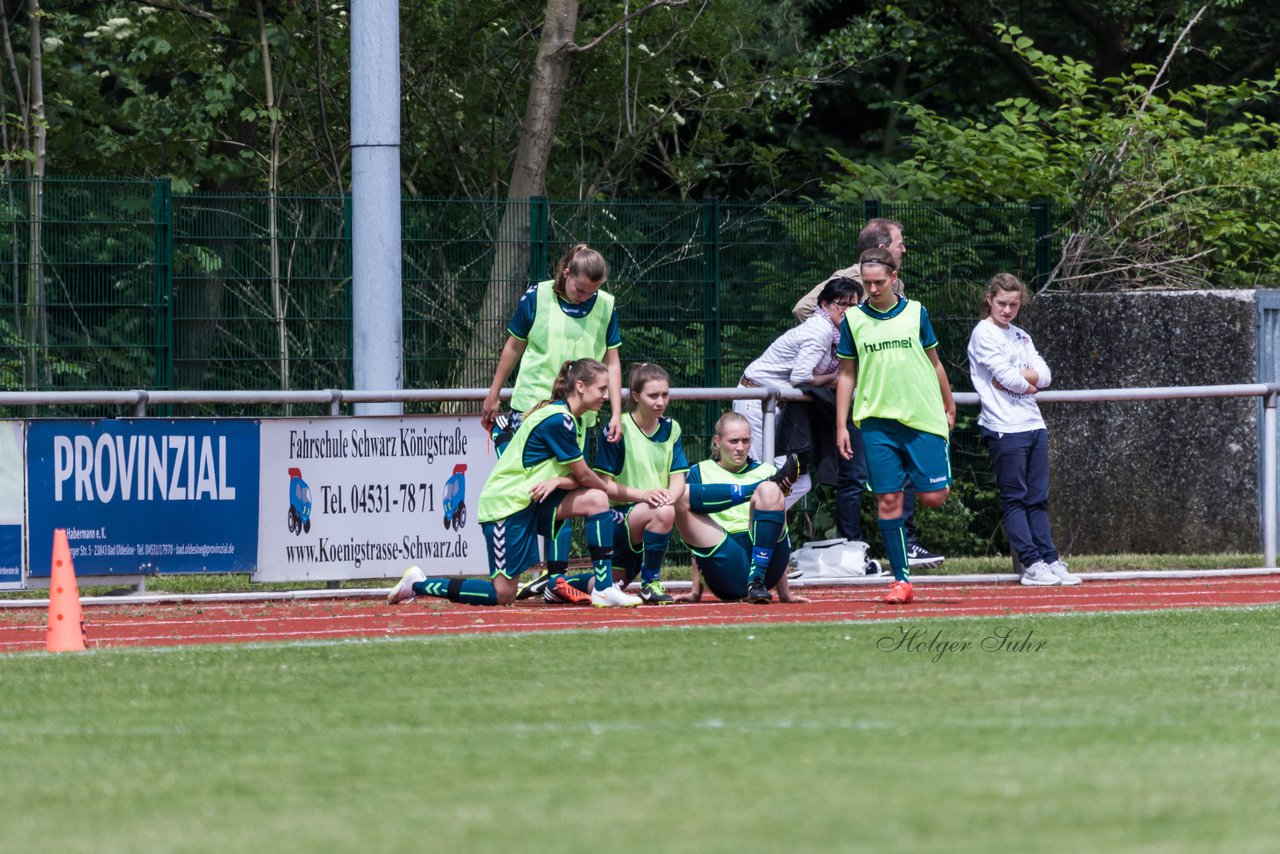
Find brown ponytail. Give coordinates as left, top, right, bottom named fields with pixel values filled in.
left=858, top=246, right=898, bottom=272
left=528, top=358, right=609, bottom=415
left=553, top=244, right=608, bottom=300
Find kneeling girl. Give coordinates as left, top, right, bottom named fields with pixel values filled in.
left=388, top=358, right=641, bottom=608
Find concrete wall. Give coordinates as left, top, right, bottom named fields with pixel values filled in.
left=1017, top=290, right=1262, bottom=555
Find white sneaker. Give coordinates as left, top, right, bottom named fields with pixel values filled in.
left=590, top=583, right=642, bottom=608
left=1019, top=561, right=1060, bottom=587
left=1048, top=560, right=1081, bottom=586
left=387, top=565, right=426, bottom=604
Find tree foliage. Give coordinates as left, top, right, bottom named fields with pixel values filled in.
left=1, top=0, right=865, bottom=199
left=825, top=22, right=1280, bottom=288
left=799, top=0, right=1280, bottom=155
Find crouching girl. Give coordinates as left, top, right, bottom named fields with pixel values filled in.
left=388, top=358, right=641, bottom=608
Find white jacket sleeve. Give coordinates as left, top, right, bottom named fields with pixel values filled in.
left=1025, top=337, right=1051, bottom=389
left=789, top=335, right=828, bottom=385
left=969, top=324, right=1033, bottom=394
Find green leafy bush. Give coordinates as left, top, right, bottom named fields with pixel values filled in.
left=826, top=25, right=1280, bottom=288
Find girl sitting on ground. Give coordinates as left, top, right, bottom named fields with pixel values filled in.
left=675, top=412, right=806, bottom=605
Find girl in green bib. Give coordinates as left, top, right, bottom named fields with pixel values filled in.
left=480, top=243, right=625, bottom=598
left=674, top=412, right=807, bottom=605
left=481, top=243, right=623, bottom=445
left=587, top=362, right=690, bottom=605
left=389, top=358, right=640, bottom=608
left=835, top=247, right=956, bottom=605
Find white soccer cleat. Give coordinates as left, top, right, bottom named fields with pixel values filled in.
left=1019, top=561, right=1060, bottom=587
left=590, top=583, right=642, bottom=608
left=387, top=565, right=427, bottom=604
left=1048, top=560, right=1082, bottom=586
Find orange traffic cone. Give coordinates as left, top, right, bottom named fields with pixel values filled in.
left=46, top=529, right=86, bottom=652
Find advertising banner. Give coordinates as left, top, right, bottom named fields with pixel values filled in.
left=26, top=420, right=261, bottom=576
left=0, top=421, right=23, bottom=587
left=256, top=416, right=494, bottom=581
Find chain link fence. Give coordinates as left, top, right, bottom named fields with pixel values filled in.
left=1, top=178, right=1065, bottom=553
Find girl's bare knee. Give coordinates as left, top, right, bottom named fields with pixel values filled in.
left=752, top=481, right=784, bottom=509
left=919, top=488, right=949, bottom=508
left=583, top=488, right=609, bottom=514
left=876, top=493, right=904, bottom=518
left=493, top=576, right=519, bottom=606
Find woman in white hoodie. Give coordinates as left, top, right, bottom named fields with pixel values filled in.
left=967, top=274, right=1080, bottom=587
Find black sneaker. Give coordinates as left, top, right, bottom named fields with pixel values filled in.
left=905, top=543, right=945, bottom=569
left=516, top=568, right=552, bottom=600
left=638, top=580, right=674, bottom=605
left=746, top=578, right=772, bottom=604
left=767, top=453, right=800, bottom=496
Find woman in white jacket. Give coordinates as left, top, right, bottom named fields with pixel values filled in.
left=967, top=274, right=1080, bottom=587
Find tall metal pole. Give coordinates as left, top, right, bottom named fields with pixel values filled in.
left=1265, top=391, right=1277, bottom=568
left=351, top=0, right=403, bottom=415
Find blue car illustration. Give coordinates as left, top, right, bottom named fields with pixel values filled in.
left=443, top=464, right=467, bottom=530
left=287, top=467, right=312, bottom=535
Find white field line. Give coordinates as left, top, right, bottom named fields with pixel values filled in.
left=4, top=582, right=1277, bottom=650
left=3, top=577, right=1279, bottom=632
left=6, top=578, right=1273, bottom=633
left=2, top=567, right=1280, bottom=610
left=5, top=601, right=1280, bottom=653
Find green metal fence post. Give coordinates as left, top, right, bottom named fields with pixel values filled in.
left=528, top=196, right=549, bottom=286
left=864, top=199, right=883, bottom=221
left=1032, top=201, right=1053, bottom=287
left=701, top=197, right=721, bottom=434
left=153, top=178, right=174, bottom=392
left=344, top=192, right=355, bottom=390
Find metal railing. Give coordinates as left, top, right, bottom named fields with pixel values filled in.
left=2, top=381, right=1276, bottom=567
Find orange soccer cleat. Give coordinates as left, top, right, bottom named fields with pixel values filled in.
left=883, top=580, right=914, bottom=605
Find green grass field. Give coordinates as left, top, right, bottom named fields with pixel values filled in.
left=2, top=606, right=1278, bottom=852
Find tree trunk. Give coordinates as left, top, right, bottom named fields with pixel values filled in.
left=256, top=0, right=289, bottom=404
left=0, top=0, right=29, bottom=349
left=457, top=0, right=580, bottom=391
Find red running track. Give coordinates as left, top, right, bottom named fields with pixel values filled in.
left=2, top=575, right=1279, bottom=653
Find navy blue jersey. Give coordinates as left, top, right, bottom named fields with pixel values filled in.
left=593, top=415, right=690, bottom=489
left=520, top=402, right=584, bottom=469
left=507, top=283, right=622, bottom=348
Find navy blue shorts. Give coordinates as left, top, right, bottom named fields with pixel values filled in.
left=691, top=531, right=791, bottom=601
left=860, top=417, right=951, bottom=494
left=481, top=490, right=569, bottom=579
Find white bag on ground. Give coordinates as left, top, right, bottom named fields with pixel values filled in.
left=792, top=538, right=879, bottom=578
